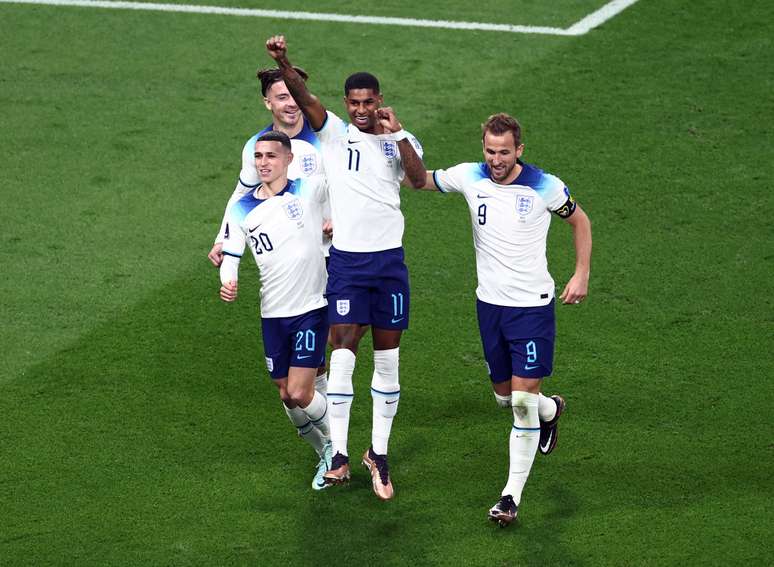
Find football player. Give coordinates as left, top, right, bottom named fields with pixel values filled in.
left=266, top=34, right=427, bottom=500
left=219, top=131, right=332, bottom=490
left=420, top=113, right=592, bottom=525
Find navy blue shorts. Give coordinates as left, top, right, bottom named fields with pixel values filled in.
left=326, top=246, right=410, bottom=330
left=261, top=306, right=328, bottom=380
left=476, top=298, right=556, bottom=382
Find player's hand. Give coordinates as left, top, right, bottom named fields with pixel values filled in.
left=208, top=242, right=224, bottom=267
left=559, top=273, right=588, bottom=305
left=322, top=219, right=333, bottom=238
left=220, top=280, right=238, bottom=302
left=266, top=35, right=287, bottom=61
left=377, top=107, right=402, bottom=134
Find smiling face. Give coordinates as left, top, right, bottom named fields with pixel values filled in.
left=264, top=80, right=301, bottom=129
left=254, top=140, right=293, bottom=185
left=482, top=130, right=525, bottom=184
left=344, top=88, right=382, bottom=132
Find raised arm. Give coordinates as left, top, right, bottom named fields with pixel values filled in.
left=558, top=204, right=592, bottom=305
left=266, top=35, right=327, bottom=130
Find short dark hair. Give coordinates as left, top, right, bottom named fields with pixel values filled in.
left=256, top=130, right=292, bottom=151
left=482, top=113, right=523, bottom=147
left=343, top=72, right=380, bottom=95
left=256, top=66, right=309, bottom=96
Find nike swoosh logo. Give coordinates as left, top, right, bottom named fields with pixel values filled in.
left=248, top=224, right=262, bottom=233
left=524, top=364, right=540, bottom=370
left=348, top=140, right=360, bottom=144
left=297, top=355, right=311, bottom=360
left=477, top=194, right=492, bottom=199
left=385, top=400, right=398, bottom=405
left=332, top=401, right=347, bottom=405
left=391, top=317, right=404, bottom=324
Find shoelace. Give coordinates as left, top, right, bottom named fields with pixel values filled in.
left=371, top=452, right=390, bottom=485
left=331, top=452, right=348, bottom=470
left=498, top=495, right=515, bottom=511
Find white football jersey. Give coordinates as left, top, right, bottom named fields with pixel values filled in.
left=433, top=162, right=576, bottom=307
left=215, top=118, right=326, bottom=244
left=316, top=110, right=423, bottom=252
left=220, top=176, right=328, bottom=318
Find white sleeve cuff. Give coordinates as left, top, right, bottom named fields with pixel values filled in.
left=219, top=254, right=240, bottom=285
left=375, top=129, right=407, bottom=142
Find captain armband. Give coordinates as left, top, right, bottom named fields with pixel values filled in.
left=553, top=195, right=577, bottom=219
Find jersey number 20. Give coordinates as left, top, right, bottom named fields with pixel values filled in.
left=250, top=232, right=273, bottom=255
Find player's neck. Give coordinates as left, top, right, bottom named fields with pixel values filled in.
left=499, top=163, right=522, bottom=185
left=273, top=118, right=304, bottom=139
left=257, top=176, right=289, bottom=199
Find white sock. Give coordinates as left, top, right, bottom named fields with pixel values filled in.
left=371, top=348, right=400, bottom=455
left=502, top=391, right=540, bottom=505
left=328, top=349, right=356, bottom=457
left=538, top=393, right=557, bottom=422
left=315, top=371, right=328, bottom=397
left=283, top=402, right=325, bottom=456
left=302, top=390, right=330, bottom=438
left=494, top=391, right=512, bottom=408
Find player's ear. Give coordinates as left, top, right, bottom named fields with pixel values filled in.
left=515, top=143, right=525, bottom=158
left=263, top=97, right=271, bottom=111
left=286, top=151, right=294, bottom=165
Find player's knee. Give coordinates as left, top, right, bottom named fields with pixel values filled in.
left=277, top=387, right=293, bottom=407
left=286, top=384, right=311, bottom=407
left=330, top=325, right=362, bottom=351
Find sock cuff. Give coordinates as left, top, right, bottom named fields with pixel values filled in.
left=511, top=391, right=539, bottom=407
left=283, top=403, right=309, bottom=428
left=494, top=392, right=512, bottom=408
left=374, top=347, right=399, bottom=363
left=331, top=348, right=356, bottom=368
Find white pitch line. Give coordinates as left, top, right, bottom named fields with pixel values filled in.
left=0, top=0, right=640, bottom=36
left=564, top=0, right=641, bottom=35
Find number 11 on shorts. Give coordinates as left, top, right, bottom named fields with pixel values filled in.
left=391, top=292, right=404, bottom=324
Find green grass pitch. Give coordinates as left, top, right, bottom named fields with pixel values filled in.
left=0, top=0, right=772, bottom=564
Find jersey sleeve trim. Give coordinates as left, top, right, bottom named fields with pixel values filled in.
left=222, top=250, right=243, bottom=258
left=313, top=112, right=329, bottom=133
left=238, top=177, right=260, bottom=189
left=432, top=170, right=448, bottom=193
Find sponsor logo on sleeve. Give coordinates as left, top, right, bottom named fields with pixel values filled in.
left=265, top=357, right=274, bottom=372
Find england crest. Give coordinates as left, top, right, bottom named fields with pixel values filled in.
left=284, top=199, right=303, bottom=220
left=300, top=154, right=318, bottom=175
left=516, top=195, right=534, bottom=216
left=336, top=299, right=350, bottom=316
left=380, top=141, right=397, bottom=159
